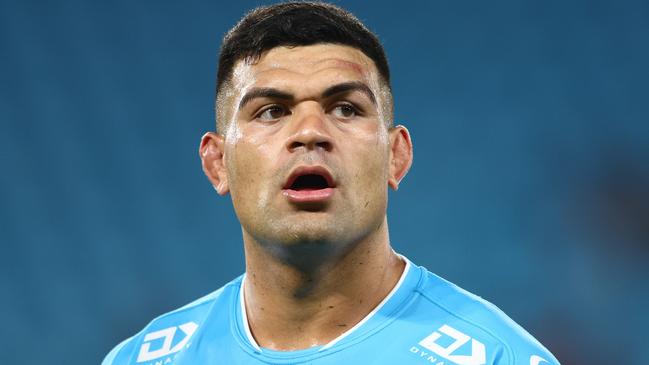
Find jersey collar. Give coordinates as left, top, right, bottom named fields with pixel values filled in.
left=231, top=254, right=421, bottom=362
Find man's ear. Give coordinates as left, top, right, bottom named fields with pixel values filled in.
left=199, top=132, right=229, bottom=195
left=388, top=125, right=413, bottom=190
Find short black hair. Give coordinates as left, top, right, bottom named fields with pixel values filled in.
left=215, top=1, right=392, bottom=131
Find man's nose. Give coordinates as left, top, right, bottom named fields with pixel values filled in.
left=285, top=103, right=333, bottom=152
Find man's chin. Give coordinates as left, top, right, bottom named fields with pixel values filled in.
left=265, top=235, right=346, bottom=270
left=257, top=224, right=350, bottom=258
left=272, top=229, right=340, bottom=247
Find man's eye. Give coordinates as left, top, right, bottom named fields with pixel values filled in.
left=257, top=106, right=287, bottom=121
left=331, top=104, right=358, bottom=118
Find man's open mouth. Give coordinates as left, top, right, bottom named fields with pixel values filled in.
left=289, top=174, right=330, bottom=190
left=282, top=166, right=336, bottom=203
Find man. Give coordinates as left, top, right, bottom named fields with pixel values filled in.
left=103, top=2, right=559, bottom=364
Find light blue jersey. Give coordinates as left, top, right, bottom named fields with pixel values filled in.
left=103, top=258, right=559, bottom=365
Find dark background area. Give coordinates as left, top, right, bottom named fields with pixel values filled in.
left=1, top=0, right=647, bottom=364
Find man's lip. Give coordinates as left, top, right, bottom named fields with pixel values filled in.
left=282, top=187, right=335, bottom=203
left=282, top=165, right=336, bottom=189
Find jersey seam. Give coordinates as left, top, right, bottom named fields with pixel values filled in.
left=415, top=289, right=515, bottom=365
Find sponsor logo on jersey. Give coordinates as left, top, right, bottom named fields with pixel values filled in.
left=136, top=322, right=198, bottom=363
left=409, top=324, right=486, bottom=365
left=530, top=355, right=548, bottom=365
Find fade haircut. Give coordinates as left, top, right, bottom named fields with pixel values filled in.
left=215, top=1, right=393, bottom=133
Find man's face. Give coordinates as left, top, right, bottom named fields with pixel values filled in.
left=209, top=44, right=404, bottom=252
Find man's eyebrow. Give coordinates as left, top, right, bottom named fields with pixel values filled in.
left=238, top=88, right=294, bottom=110
left=321, top=81, right=376, bottom=105
left=237, top=82, right=376, bottom=111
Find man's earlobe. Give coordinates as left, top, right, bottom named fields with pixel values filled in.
left=388, top=125, right=413, bottom=191
left=199, top=132, right=229, bottom=195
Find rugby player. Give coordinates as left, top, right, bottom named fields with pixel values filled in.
left=103, top=2, right=560, bottom=364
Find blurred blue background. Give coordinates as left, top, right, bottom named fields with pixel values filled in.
left=1, top=0, right=648, bottom=364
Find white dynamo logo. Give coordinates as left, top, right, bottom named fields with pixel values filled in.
left=530, top=355, right=549, bottom=365
left=137, top=322, right=198, bottom=362
left=418, top=324, right=486, bottom=365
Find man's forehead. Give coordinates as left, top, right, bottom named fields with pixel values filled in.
left=256, top=44, right=371, bottom=73
left=230, top=44, right=379, bottom=89
left=217, top=44, right=392, bottom=133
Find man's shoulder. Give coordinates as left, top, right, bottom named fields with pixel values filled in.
left=101, top=275, right=242, bottom=365
left=407, top=264, right=560, bottom=365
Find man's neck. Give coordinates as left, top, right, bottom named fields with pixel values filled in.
left=241, top=221, right=405, bottom=351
